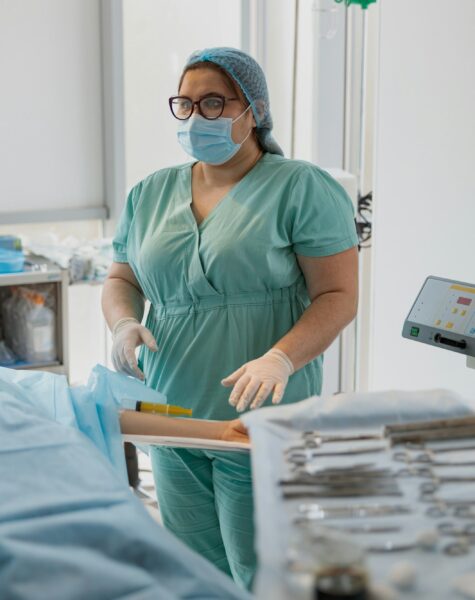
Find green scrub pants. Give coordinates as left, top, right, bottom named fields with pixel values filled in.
left=150, top=446, right=256, bottom=591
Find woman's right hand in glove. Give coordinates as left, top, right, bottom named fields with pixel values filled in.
left=111, top=317, right=158, bottom=380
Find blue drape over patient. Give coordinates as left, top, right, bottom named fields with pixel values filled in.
left=0, top=366, right=249, bottom=599
left=0, top=364, right=166, bottom=479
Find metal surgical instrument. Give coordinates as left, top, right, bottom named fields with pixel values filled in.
left=426, top=504, right=475, bottom=519
left=322, top=524, right=402, bottom=534
left=385, top=416, right=475, bottom=445
left=443, top=540, right=471, bottom=556
left=295, top=462, right=376, bottom=475
left=296, top=503, right=411, bottom=520
left=281, top=467, right=401, bottom=498
left=421, top=478, right=475, bottom=493
left=283, top=487, right=402, bottom=499
left=286, top=445, right=387, bottom=465
left=405, top=442, right=475, bottom=453
left=297, top=431, right=382, bottom=445
left=438, top=522, right=475, bottom=537
left=393, top=450, right=475, bottom=467
left=365, top=529, right=439, bottom=553
left=282, top=467, right=395, bottom=483
left=438, top=522, right=475, bottom=556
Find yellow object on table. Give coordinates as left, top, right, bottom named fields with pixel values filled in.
left=135, top=401, right=192, bottom=417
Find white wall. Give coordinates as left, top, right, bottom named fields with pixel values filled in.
left=122, top=0, right=241, bottom=190
left=370, top=0, right=475, bottom=396
left=0, top=0, right=105, bottom=219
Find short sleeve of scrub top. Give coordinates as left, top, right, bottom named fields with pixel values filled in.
left=111, top=153, right=358, bottom=419
left=290, top=166, right=357, bottom=257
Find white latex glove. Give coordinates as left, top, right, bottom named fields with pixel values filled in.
left=221, top=348, right=294, bottom=413
left=111, top=317, right=158, bottom=380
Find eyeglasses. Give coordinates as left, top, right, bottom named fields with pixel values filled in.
left=169, top=94, right=240, bottom=120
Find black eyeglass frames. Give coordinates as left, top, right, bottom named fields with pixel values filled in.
left=169, top=95, right=240, bottom=120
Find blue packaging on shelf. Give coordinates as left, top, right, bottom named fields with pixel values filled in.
left=0, top=248, right=25, bottom=273
left=0, top=235, right=22, bottom=251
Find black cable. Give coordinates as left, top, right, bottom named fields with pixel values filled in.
left=355, top=190, right=372, bottom=250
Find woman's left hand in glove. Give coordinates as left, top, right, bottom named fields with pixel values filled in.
left=221, top=348, right=294, bottom=412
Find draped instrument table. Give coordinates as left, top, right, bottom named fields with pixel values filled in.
left=242, top=391, right=475, bottom=600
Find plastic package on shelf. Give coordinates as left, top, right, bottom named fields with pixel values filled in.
left=26, top=236, right=113, bottom=283
left=1, top=284, right=57, bottom=364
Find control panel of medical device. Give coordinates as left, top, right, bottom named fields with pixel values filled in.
left=402, top=276, right=475, bottom=360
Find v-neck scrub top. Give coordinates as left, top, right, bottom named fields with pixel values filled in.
left=113, top=152, right=358, bottom=420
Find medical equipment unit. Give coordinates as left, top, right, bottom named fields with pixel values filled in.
left=402, top=276, right=475, bottom=368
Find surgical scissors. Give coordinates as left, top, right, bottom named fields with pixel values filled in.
left=285, top=445, right=387, bottom=465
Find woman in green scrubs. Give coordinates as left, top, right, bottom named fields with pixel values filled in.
left=102, top=47, right=358, bottom=591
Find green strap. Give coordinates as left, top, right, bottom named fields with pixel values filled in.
left=334, top=0, right=377, bottom=8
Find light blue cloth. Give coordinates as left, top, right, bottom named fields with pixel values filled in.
left=0, top=366, right=249, bottom=600
left=186, top=47, right=283, bottom=156
left=0, top=364, right=167, bottom=481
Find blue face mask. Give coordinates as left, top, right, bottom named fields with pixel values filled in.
left=176, top=105, right=252, bottom=165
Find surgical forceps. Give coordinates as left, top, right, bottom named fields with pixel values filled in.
left=282, top=486, right=402, bottom=500
left=281, top=466, right=402, bottom=499
left=421, top=477, right=475, bottom=493
left=365, top=529, right=439, bottom=553
left=419, top=478, right=475, bottom=502
left=404, top=442, right=475, bottom=453
left=294, top=503, right=411, bottom=521
left=396, top=465, right=435, bottom=478
left=393, top=462, right=475, bottom=486
left=426, top=503, right=475, bottom=519
left=298, top=431, right=382, bottom=445
left=393, top=450, right=475, bottom=467
left=282, top=467, right=394, bottom=483
left=322, top=524, right=402, bottom=534
left=285, top=445, right=387, bottom=466
left=384, top=415, right=475, bottom=445
left=438, top=522, right=475, bottom=537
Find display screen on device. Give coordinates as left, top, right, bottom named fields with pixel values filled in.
left=407, top=277, right=475, bottom=338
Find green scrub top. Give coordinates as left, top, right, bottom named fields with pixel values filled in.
left=113, top=152, right=358, bottom=420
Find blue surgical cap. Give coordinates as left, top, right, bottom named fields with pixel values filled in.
left=185, top=47, right=284, bottom=156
